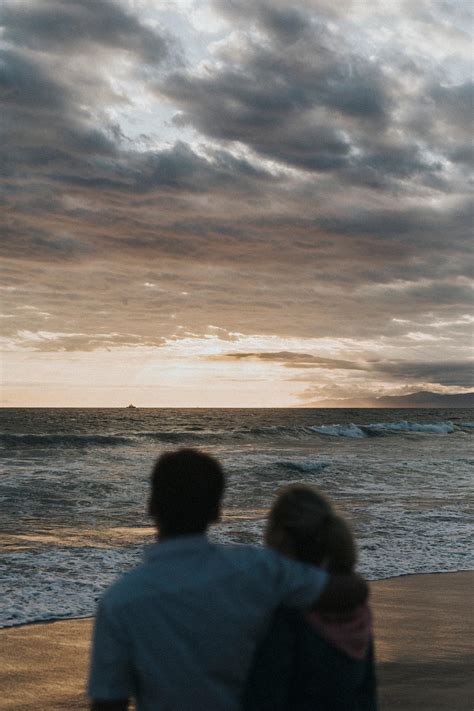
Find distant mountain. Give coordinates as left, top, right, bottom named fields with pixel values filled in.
left=372, top=391, right=474, bottom=408
left=312, top=391, right=474, bottom=408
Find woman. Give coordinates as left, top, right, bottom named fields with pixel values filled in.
left=244, top=484, right=377, bottom=711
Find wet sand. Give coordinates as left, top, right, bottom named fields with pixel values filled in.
left=372, top=571, right=473, bottom=710
left=1, top=571, right=473, bottom=710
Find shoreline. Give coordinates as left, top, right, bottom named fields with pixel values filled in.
left=2, top=567, right=473, bottom=631
left=2, top=570, right=473, bottom=710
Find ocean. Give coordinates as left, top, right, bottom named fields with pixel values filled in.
left=1, top=407, right=472, bottom=628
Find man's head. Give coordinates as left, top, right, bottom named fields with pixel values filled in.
left=148, top=449, right=225, bottom=537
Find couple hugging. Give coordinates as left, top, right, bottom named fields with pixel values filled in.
left=88, top=449, right=376, bottom=710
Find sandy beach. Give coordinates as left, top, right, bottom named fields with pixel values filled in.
left=1, top=571, right=472, bottom=710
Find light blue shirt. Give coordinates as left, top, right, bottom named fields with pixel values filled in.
left=88, top=535, right=328, bottom=711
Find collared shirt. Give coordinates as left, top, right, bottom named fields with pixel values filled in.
left=88, top=535, right=328, bottom=711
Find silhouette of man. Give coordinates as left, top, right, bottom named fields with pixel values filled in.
left=88, top=449, right=367, bottom=711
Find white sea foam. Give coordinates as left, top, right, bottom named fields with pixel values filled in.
left=308, top=420, right=458, bottom=438
left=309, top=424, right=366, bottom=438
left=1, top=546, right=143, bottom=628
left=364, top=420, right=456, bottom=434
left=2, top=510, right=473, bottom=628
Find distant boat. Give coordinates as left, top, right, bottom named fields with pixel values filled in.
left=127, top=404, right=137, bottom=409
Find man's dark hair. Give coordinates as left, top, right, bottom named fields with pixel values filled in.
left=148, top=449, right=225, bottom=536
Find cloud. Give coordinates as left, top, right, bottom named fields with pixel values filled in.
left=213, top=1, right=310, bottom=44
left=0, top=45, right=118, bottom=189
left=1, top=0, right=472, bottom=404
left=220, top=351, right=366, bottom=370
left=374, top=360, right=474, bottom=388
left=161, top=18, right=391, bottom=175
left=0, top=0, right=179, bottom=196
left=218, top=351, right=474, bottom=389
left=1, top=0, right=172, bottom=64
left=206, top=342, right=474, bottom=401
left=1, top=224, right=91, bottom=262
left=132, top=141, right=278, bottom=193
left=3, top=328, right=166, bottom=353
left=0, top=48, right=68, bottom=112
left=159, top=0, right=468, bottom=193
left=157, top=0, right=473, bottom=205
left=429, top=81, right=474, bottom=136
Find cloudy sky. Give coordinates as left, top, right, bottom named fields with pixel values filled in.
left=1, top=0, right=472, bottom=406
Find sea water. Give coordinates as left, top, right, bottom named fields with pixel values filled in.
left=1, top=408, right=472, bottom=627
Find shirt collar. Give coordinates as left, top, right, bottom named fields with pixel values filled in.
left=144, top=534, right=211, bottom=561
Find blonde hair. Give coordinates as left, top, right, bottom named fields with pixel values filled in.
left=266, top=484, right=356, bottom=574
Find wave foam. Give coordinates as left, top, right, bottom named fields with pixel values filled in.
left=309, top=424, right=366, bottom=438
left=364, top=421, right=455, bottom=435
left=308, top=420, right=457, bottom=438
left=0, top=419, right=463, bottom=451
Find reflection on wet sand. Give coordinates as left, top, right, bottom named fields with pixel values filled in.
left=0, top=526, right=156, bottom=551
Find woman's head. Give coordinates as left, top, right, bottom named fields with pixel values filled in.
left=265, top=484, right=356, bottom=574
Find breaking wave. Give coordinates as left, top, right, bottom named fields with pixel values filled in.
left=309, top=420, right=460, bottom=438
left=309, top=424, right=366, bottom=438
left=1, top=420, right=470, bottom=449
left=275, top=459, right=330, bottom=473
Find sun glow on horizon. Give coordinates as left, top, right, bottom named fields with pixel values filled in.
left=2, top=330, right=471, bottom=408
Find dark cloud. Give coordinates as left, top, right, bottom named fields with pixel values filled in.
left=158, top=1, right=473, bottom=195
left=0, top=45, right=118, bottom=190
left=401, top=281, right=474, bottom=306
left=163, top=45, right=390, bottom=173
left=448, top=143, right=474, bottom=166
left=0, top=48, right=68, bottom=111
left=215, top=1, right=309, bottom=44
left=133, top=141, right=278, bottom=193
left=375, top=360, right=474, bottom=388
left=160, top=2, right=444, bottom=188
left=219, top=353, right=474, bottom=389
left=0, top=0, right=177, bottom=195
left=356, top=141, right=442, bottom=182
left=1, top=0, right=171, bottom=65
left=320, top=201, right=473, bottom=256
left=221, top=351, right=365, bottom=370
left=404, top=79, right=474, bottom=173
left=429, top=81, right=474, bottom=134
left=1, top=224, right=91, bottom=262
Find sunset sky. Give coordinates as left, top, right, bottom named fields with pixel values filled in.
left=1, top=0, right=473, bottom=407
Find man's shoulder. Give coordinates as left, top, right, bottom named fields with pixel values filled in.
left=212, top=541, right=283, bottom=569
left=99, top=561, right=149, bottom=609
left=99, top=544, right=288, bottom=610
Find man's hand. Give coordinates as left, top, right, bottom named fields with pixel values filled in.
left=316, top=573, right=369, bottom=613
left=91, top=700, right=128, bottom=711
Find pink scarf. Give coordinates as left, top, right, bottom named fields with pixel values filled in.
left=305, top=604, right=372, bottom=660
